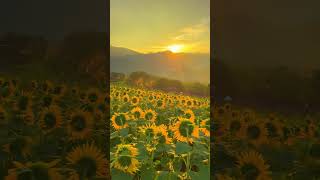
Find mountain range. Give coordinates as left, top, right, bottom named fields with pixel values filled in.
left=110, top=46, right=210, bottom=84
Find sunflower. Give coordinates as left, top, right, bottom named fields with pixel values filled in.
left=30, top=80, right=38, bottom=91
left=41, top=80, right=53, bottom=94
left=236, top=151, right=271, bottom=180
left=264, top=120, right=283, bottom=140
left=185, top=99, right=194, bottom=108
left=200, top=119, right=210, bottom=137
left=111, top=113, right=130, bottom=130
left=86, top=88, right=102, bottom=104
left=3, top=136, right=32, bottom=158
left=130, top=107, right=144, bottom=120
left=51, top=84, right=67, bottom=98
left=113, top=144, right=140, bottom=175
left=139, top=123, right=157, bottom=138
left=148, top=94, right=155, bottom=102
left=39, top=106, right=63, bottom=133
left=216, top=174, right=235, bottom=180
left=184, top=109, right=195, bottom=122
left=226, top=118, right=244, bottom=136
left=155, top=99, right=165, bottom=109
left=144, top=109, right=157, bottom=122
left=130, top=96, right=140, bottom=106
left=172, top=117, right=199, bottom=144
left=5, top=160, right=62, bottom=180
left=155, top=124, right=172, bottom=144
left=239, top=119, right=268, bottom=147
left=122, top=94, right=130, bottom=103
left=67, top=111, right=93, bottom=140
left=66, top=143, right=108, bottom=179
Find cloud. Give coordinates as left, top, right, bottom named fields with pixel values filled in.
left=173, top=17, right=209, bottom=41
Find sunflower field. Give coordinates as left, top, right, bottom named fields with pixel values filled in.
left=213, top=103, right=320, bottom=180
left=0, top=77, right=109, bottom=179
left=110, top=85, right=210, bottom=179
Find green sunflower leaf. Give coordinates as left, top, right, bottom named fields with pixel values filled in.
left=175, top=142, right=192, bottom=155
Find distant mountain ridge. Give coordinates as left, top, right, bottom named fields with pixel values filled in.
left=110, top=46, right=210, bottom=83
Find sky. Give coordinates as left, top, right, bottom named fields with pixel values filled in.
left=111, top=0, right=210, bottom=54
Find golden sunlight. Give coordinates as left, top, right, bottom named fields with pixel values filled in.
left=167, top=44, right=184, bottom=53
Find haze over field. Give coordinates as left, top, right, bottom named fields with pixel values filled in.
left=110, top=46, right=210, bottom=83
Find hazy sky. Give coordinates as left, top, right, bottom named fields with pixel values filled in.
left=111, top=0, right=210, bottom=53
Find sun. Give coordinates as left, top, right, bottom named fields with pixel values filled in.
left=167, top=44, right=184, bottom=53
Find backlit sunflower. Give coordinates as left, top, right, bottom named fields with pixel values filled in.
left=172, top=117, right=199, bottom=144
left=236, top=151, right=271, bottom=180
left=130, top=107, right=144, bottom=120
left=155, top=124, right=172, bottom=144
left=184, top=109, right=195, bottom=122
left=111, top=113, right=130, bottom=130
left=39, top=106, right=63, bottom=133
left=239, top=120, right=268, bottom=147
left=185, top=99, right=193, bottom=108
left=112, top=144, right=140, bottom=175
left=122, top=94, right=130, bottom=103
left=155, top=99, right=165, bottom=109
left=139, top=123, right=157, bottom=138
left=144, top=109, right=157, bottom=122
left=130, top=96, right=140, bottom=106
left=86, top=88, right=102, bottom=104
left=6, top=160, right=62, bottom=180
left=66, top=143, right=108, bottom=179
left=51, top=84, right=67, bottom=98
left=67, top=111, right=93, bottom=140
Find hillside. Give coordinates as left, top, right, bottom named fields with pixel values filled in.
left=110, top=46, right=210, bottom=83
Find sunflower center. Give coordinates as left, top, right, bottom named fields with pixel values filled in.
left=132, top=98, right=138, bottom=104
left=179, top=121, right=194, bottom=137
left=266, top=122, right=278, bottom=138
left=123, top=97, right=129, bottom=102
left=88, top=93, right=98, bottom=103
left=76, top=156, right=97, bottom=178
left=43, top=96, right=53, bottom=107
left=185, top=113, right=192, bottom=119
left=133, top=111, right=141, bottom=119
left=186, top=101, right=192, bottom=106
left=247, top=125, right=261, bottom=140
left=53, top=86, right=62, bottom=95
left=115, top=114, right=127, bottom=126
left=71, top=115, right=86, bottom=131
left=44, top=113, right=57, bottom=129
left=157, top=133, right=166, bottom=144
left=145, top=128, right=154, bottom=137
left=145, top=112, right=154, bottom=120
left=240, top=163, right=260, bottom=180
left=157, top=100, right=163, bottom=107
left=118, top=155, right=132, bottom=167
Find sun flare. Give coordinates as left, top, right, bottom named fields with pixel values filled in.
left=167, top=44, right=184, bottom=53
